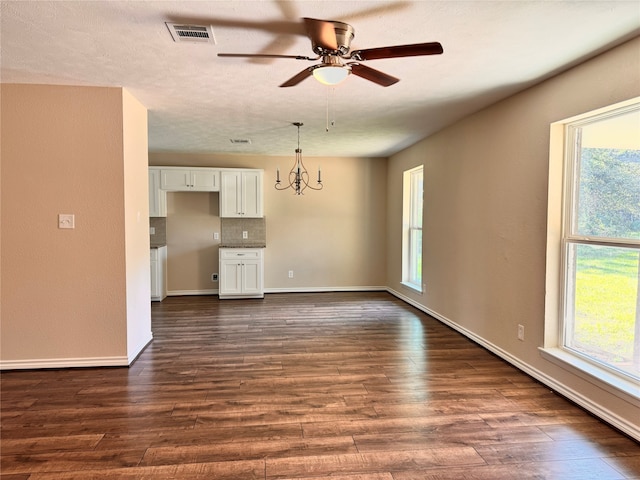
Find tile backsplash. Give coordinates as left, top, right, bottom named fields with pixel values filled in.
left=150, top=216, right=265, bottom=248
left=149, top=217, right=167, bottom=246
left=221, top=217, right=266, bottom=247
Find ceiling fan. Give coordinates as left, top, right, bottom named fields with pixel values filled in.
left=218, top=17, right=443, bottom=87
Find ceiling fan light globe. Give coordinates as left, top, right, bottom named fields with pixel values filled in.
left=312, top=65, right=350, bottom=85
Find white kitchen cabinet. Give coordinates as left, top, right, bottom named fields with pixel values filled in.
left=220, top=170, right=263, bottom=218
left=160, top=168, right=220, bottom=191
left=150, top=246, right=167, bottom=301
left=219, top=248, right=264, bottom=299
left=148, top=168, right=167, bottom=217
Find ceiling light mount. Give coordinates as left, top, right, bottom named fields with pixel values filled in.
left=312, top=56, right=351, bottom=85
left=309, top=20, right=355, bottom=56
left=275, top=123, right=323, bottom=195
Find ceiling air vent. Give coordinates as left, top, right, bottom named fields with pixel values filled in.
left=230, top=139, right=251, bottom=145
left=166, top=23, right=215, bottom=44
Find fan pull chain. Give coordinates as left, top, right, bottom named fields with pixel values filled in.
left=326, top=87, right=330, bottom=131
left=326, top=87, right=336, bottom=132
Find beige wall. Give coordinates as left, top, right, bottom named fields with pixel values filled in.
left=166, top=191, right=220, bottom=294
left=1, top=84, right=151, bottom=367
left=386, top=37, right=640, bottom=438
left=149, top=152, right=388, bottom=292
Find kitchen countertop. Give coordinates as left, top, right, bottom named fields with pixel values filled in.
left=220, top=244, right=266, bottom=248
left=152, top=243, right=265, bottom=248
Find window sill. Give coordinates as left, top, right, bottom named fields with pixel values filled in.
left=400, top=281, right=423, bottom=294
left=539, top=347, right=640, bottom=406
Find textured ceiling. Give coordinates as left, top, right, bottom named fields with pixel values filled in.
left=1, top=1, right=639, bottom=158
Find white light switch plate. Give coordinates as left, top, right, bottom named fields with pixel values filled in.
left=58, top=214, right=75, bottom=229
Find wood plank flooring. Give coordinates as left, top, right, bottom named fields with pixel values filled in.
left=2, top=292, right=639, bottom=479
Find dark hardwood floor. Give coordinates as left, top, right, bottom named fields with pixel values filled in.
left=2, top=292, right=639, bottom=479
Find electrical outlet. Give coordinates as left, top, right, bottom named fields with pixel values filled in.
left=150, top=227, right=156, bottom=235
left=213, top=232, right=219, bottom=240
left=288, top=270, right=294, bottom=278
left=242, top=231, right=248, bottom=239
left=211, top=273, right=218, bottom=282
left=517, top=324, right=525, bottom=341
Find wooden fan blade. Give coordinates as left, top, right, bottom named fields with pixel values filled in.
left=280, top=67, right=314, bottom=87
left=303, top=17, right=338, bottom=51
left=349, top=63, right=399, bottom=87
left=350, top=42, right=443, bottom=61
left=218, top=53, right=315, bottom=60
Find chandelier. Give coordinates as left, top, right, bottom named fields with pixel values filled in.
left=275, top=122, right=323, bottom=195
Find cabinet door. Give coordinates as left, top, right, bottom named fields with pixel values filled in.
left=150, top=259, right=158, bottom=299
left=219, top=260, right=242, bottom=295
left=241, top=259, right=263, bottom=295
left=149, top=169, right=161, bottom=217
left=241, top=171, right=263, bottom=218
left=151, top=247, right=167, bottom=301
left=157, top=246, right=167, bottom=300
left=191, top=169, right=220, bottom=192
left=161, top=169, right=191, bottom=190
left=148, top=169, right=167, bottom=217
left=220, top=171, right=242, bottom=217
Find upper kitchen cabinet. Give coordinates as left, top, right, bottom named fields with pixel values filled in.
left=148, top=167, right=167, bottom=217
left=160, top=168, right=220, bottom=192
left=220, top=170, right=264, bottom=218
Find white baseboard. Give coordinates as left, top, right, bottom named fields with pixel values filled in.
left=1, top=335, right=153, bottom=371
left=166, top=286, right=387, bottom=296
left=128, top=333, right=153, bottom=364
left=167, top=289, right=217, bottom=296
left=386, top=287, right=640, bottom=442
left=265, top=286, right=387, bottom=294
left=0, top=356, right=130, bottom=370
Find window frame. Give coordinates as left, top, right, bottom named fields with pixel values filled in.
left=543, top=97, right=640, bottom=402
left=402, top=165, right=423, bottom=293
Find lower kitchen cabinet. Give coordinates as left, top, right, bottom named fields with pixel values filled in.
left=150, top=246, right=167, bottom=301
left=219, top=248, right=264, bottom=299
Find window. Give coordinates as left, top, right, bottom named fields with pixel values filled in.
left=402, top=166, right=423, bottom=292
left=545, top=99, right=640, bottom=393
